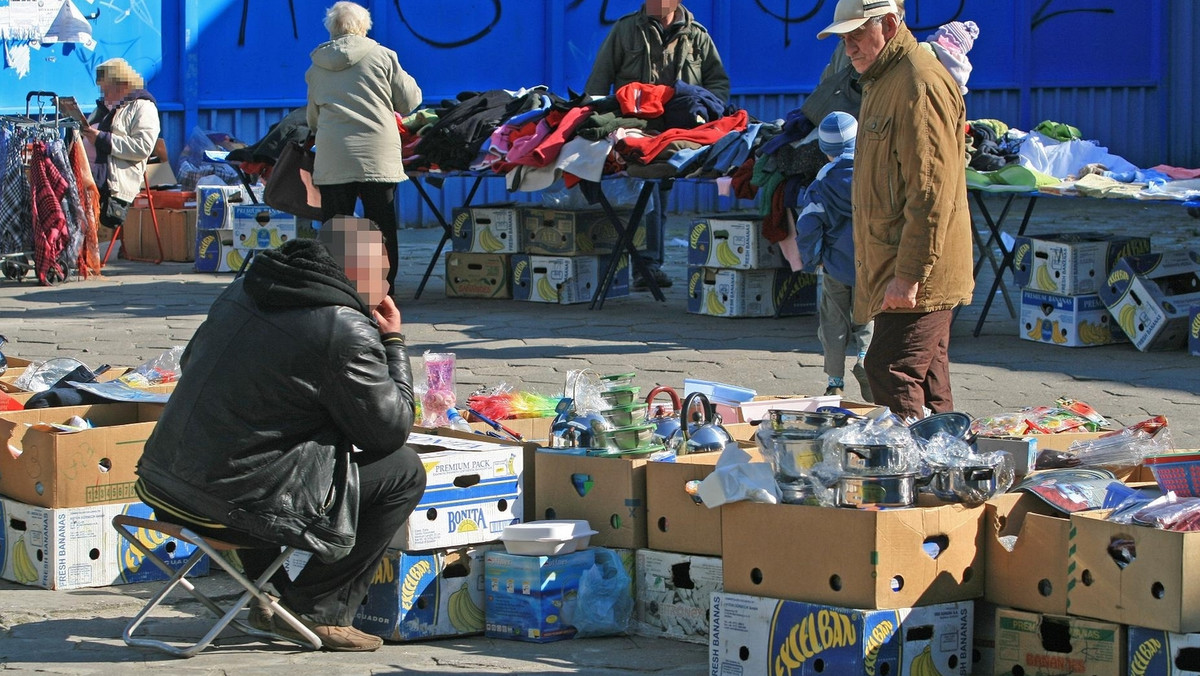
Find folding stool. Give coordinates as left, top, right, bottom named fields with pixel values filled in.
left=110, top=514, right=321, bottom=657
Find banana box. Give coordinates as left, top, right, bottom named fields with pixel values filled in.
left=1019, top=289, right=1125, bottom=347
left=1012, top=233, right=1151, bottom=295
left=523, top=207, right=644, bottom=256
left=1190, top=305, right=1200, bottom=357
left=1098, top=250, right=1200, bottom=351
left=194, top=228, right=242, bottom=273
left=231, top=205, right=296, bottom=252
left=483, top=548, right=596, bottom=643
left=994, top=609, right=1124, bottom=676
left=445, top=252, right=512, bottom=299
left=511, top=254, right=629, bottom=304
left=1127, top=626, right=1200, bottom=676
left=350, top=544, right=501, bottom=641
left=451, top=203, right=526, bottom=254
left=634, top=549, right=722, bottom=644
left=709, top=593, right=974, bottom=676
left=0, top=497, right=208, bottom=590
left=687, top=216, right=784, bottom=270
left=686, top=267, right=818, bottom=317
left=195, top=185, right=252, bottom=230
left=389, top=432, right=524, bottom=551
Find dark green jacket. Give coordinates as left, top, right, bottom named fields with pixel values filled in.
left=584, top=5, right=730, bottom=103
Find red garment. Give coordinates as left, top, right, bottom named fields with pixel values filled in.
left=618, top=110, right=749, bottom=164
left=615, top=83, right=674, bottom=118
left=29, top=142, right=69, bottom=285
left=761, top=179, right=790, bottom=243
left=731, top=156, right=758, bottom=200
left=526, top=105, right=594, bottom=168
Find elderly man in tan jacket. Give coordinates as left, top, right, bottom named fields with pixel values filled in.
left=818, top=0, right=973, bottom=422
left=306, top=1, right=422, bottom=296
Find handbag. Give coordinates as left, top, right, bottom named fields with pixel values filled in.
left=263, top=140, right=324, bottom=221
left=99, top=193, right=129, bottom=228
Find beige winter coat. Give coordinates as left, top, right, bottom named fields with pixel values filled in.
left=305, top=35, right=422, bottom=185
left=102, top=98, right=160, bottom=202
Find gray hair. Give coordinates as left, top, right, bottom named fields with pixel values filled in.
left=324, top=1, right=371, bottom=37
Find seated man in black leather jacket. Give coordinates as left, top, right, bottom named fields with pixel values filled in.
left=136, top=220, right=425, bottom=652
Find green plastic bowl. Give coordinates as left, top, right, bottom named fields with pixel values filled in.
left=600, top=385, right=640, bottom=407
left=601, top=402, right=648, bottom=428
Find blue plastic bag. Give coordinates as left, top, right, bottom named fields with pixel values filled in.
left=567, top=548, right=632, bottom=637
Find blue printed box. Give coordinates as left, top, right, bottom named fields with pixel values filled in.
left=686, top=266, right=818, bottom=317
left=1128, top=626, right=1200, bottom=676
left=484, top=548, right=595, bottom=643
left=709, top=592, right=974, bottom=676
left=1019, top=289, right=1125, bottom=347
left=1190, top=305, right=1200, bottom=357
left=512, top=254, right=629, bottom=304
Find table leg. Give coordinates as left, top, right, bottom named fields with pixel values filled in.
left=972, top=194, right=1038, bottom=337
left=970, top=192, right=1017, bottom=320
left=413, top=175, right=484, bottom=300
left=590, top=180, right=663, bottom=309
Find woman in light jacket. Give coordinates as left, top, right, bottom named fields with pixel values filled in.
left=306, top=1, right=422, bottom=296
left=82, top=58, right=160, bottom=228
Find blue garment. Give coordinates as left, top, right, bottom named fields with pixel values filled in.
left=705, top=123, right=762, bottom=175
left=661, top=80, right=726, bottom=129
left=760, top=107, right=815, bottom=156
left=794, top=155, right=855, bottom=287
left=666, top=146, right=709, bottom=173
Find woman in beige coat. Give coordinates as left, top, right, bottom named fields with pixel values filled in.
left=82, top=58, right=160, bottom=228
left=305, top=1, right=422, bottom=295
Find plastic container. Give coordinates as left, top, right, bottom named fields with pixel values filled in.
left=1145, top=451, right=1200, bottom=497
left=500, top=520, right=598, bottom=556
left=599, top=386, right=640, bottom=408
left=600, top=402, right=647, bottom=428
left=600, top=422, right=656, bottom=451
left=683, top=378, right=756, bottom=403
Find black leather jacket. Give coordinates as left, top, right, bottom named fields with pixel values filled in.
left=137, top=246, right=415, bottom=563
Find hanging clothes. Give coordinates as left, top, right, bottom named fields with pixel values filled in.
left=29, top=141, right=70, bottom=284
left=0, top=125, right=33, bottom=256
left=69, top=136, right=101, bottom=276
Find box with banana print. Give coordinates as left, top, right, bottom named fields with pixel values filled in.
left=350, top=544, right=502, bottom=641
left=0, top=497, right=207, bottom=590
left=523, top=208, right=644, bottom=256
left=1019, top=289, right=1125, bottom=347
left=231, top=205, right=296, bottom=252
left=1011, top=233, right=1150, bottom=296
left=511, top=254, right=629, bottom=304
left=634, top=549, right=723, bottom=644
left=686, top=266, right=818, bottom=318
left=451, top=204, right=528, bottom=254
left=1099, top=250, right=1200, bottom=351
left=687, top=216, right=784, bottom=270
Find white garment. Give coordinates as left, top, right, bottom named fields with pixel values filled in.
left=1017, top=131, right=1138, bottom=180
left=505, top=137, right=613, bottom=192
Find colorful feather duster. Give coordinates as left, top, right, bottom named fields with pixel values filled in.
left=467, top=390, right=562, bottom=420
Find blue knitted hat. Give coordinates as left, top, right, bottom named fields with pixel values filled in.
left=818, top=111, right=858, bottom=158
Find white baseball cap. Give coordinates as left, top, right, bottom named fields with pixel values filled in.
left=817, top=0, right=899, bottom=39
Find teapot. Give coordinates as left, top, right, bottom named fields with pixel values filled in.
left=666, top=392, right=733, bottom=455
left=645, top=385, right=682, bottom=446
left=549, top=398, right=608, bottom=449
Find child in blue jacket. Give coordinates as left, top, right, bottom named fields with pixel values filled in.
left=795, top=111, right=873, bottom=401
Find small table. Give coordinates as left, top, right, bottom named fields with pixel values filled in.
left=409, top=171, right=487, bottom=300
left=968, top=187, right=1040, bottom=337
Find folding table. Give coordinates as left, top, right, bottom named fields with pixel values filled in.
left=968, top=187, right=1040, bottom=337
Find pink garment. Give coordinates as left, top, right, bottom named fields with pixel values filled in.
left=523, top=105, right=594, bottom=168
left=506, top=111, right=562, bottom=166
left=618, top=110, right=749, bottom=164
left=1151, top=164, right=1200, bottom=180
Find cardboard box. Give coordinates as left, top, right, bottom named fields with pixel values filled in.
left=389, top=432, right=525, bottom=551
left=1099, top=250, right=1200, bottom=351
left=1012, top=232, right=1151, bottom=295
left=1127, top=626, right=1200, bottom=676
left=721, top=394, right=844, bottom=424
left=974, top=600, right=999, bottom=676
left=131, top=189, right=194, bottom=210
left=685, top=266, right=818, bottom=317
left=467, top=415, right=552, bottom=445
left=0, top=403, right=164, bottom=507
left=985, top=493, right=1070, bottom=615
left=231, top=205, right=297, bottom=251
left=451, top=203, right=527, bottom=254
left=634, top=549, right=722, bottom=644
left=511, top=254, right=629, bottom=304
left=194, top=228, right=246, bottom=273
left=687, top=216, right=784, bottom=270
left=196, top=185, right=253, bottom=230
left=0, top=497, right=208, bottom=590
left=994, top=608, right=1125, bottom=676
left=123, top=208, right=198, bottom=262
left=483, top=548, right=596, bottom=643
left=535, top=451, right=650, bottom=549
left=973, top=431, right=1111, bottom=478
left=522, top=207, right=644, bottom=256
left=445, top=252, right=512, bottom=299
left=1019, top=289, right=1126, bottom=347
left=1191, top=305, right=1200, bottom=357
left=646, top=454, right=726, bottom=556
left=353, top=544, right=500, bottom=641
left=709, top=593, right=974, bottom=676
left=721, top=499, right=984, bottom=609
left=1068, top=510, right=1200, bottom=633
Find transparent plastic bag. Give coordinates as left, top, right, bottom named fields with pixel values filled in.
left=14, top=357, right=87, bottom=392
left=564, top=369, right=607, bottom=415
left=565, top=548, right=633, bottom=637
left=116, top=346, right=185, bottom=388
left=1036, top=416, right=1172, bottom=470
left=1132, top=493, right=1200, bottom=531
left=540, top=177, right=650, bottom=210
left=420, top=352, right=457, bottom=428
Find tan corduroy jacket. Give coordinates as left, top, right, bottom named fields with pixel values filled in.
left=305, top=34, right=422, bottom=185
left=852, top=24, right=974, bottom=323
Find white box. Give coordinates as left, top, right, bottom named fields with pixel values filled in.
left=1019, top=289, right=1125, bottom=347
left=231, top=205, right=297, bottom=251
left=1012, top=233, right=1151, bottom=295
left=709, top=592, right=974, bottom=676
left=451, top=203, right=526, bottom=254
left=0, top=497, right=208, bottom=590
left=196, top=185, right=252, bottom=230
left=685, top=267, right=818, bottom=317
left=511, top=254, right=629, bottom=304
left=635, top=549, right=722, bottom=644
left=390, top=432, right=524, bottom=551
left=1099, top=250, right=1200, bottom=351
left=687, top=216, right=784, bottom=270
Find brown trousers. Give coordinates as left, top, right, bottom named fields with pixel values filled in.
left=863, top=310, right=955, bottom=421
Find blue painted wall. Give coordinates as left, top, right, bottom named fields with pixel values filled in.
left=1, top=0, right=1192, bottom=223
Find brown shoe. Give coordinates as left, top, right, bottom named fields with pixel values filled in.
left=272, top=613, right=383, bottom=652
left=247, top=593, right=277, bottom=632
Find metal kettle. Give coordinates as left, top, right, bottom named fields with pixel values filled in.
left=667, top=392, right=733, bottom=455
left=645, top=385, right=682, bottom=446
left=549, top=398, right=607, bottom=449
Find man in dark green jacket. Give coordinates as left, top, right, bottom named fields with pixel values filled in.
left=585, top=0, right=730, bottom=289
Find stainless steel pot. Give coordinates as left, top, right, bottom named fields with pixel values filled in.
left=840, top=443, right=910, bottom=475
left=836, top=473, right=918, bottom=509
left=773, top=433, right=824, bottom=479
left=768, top=408, right=851, bottom=436
left=927, top=462, right=1008, bottom=504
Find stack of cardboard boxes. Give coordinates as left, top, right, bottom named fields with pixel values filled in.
left=685, top=215, right=818, bottom=318
left=1098, top=249, right=1200, bottom=353
left=194, top=185, right=305, bottom=273
left=446, top=203, right=639, bottom=304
